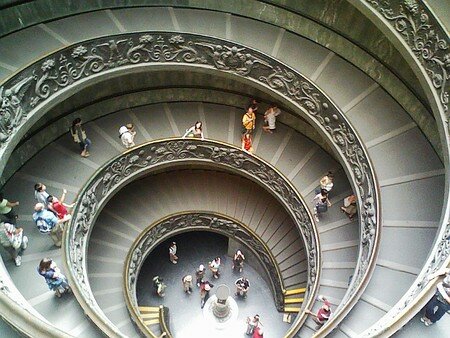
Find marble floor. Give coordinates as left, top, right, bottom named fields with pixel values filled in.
left=137, top=232, right=293, bottom=337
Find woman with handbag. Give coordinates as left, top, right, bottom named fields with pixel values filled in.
left=421, top=268, right=450, bottom=326
left=312, top=189, right=331, bottom=223
left=70, top=118, right=91, bottom=157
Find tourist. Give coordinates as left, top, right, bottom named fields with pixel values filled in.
left=169, top=242, right=178, bottom=264
left=70, top=118, right=91, bottom=157
left=200, top=280, right=214, bottom=308
left=253, top=326, right=264, bottom=338
left=246, top=314, right=260, bottom=335
left=0, top=193, right=19, bottom=224
left=421, top=268, right=450, bottom=326
left=119, top=123, right=136, bottom=149
left=249, top=98, right=259, bottom=113
left=182, top=275, right=193, bottom=294
left=209, top=257, right=221, bottom=279
left=320, top=171, right=334, bottom=192
left=47, top=189, right=74, bottom=220
left=34, top=183, right=55, bottom=213
left=196, top=264, right=206, bottom=287
left=241, top=132, right=254, bottom=153
left=32, top=203, right=67, bottom=247
left=232, top=249, right=245, bottom=272
left=242, top=107, right=256, bottom=134
left=341, top=194, right=357, bottom=220
left=37, top=258, right=71, bottom=298
left=235, top=276, right=250, bottom=298
left=0, top=222, right=28, bottom=266
left=312, top=189, right=331, bottom=222
left=153, top=276, right=166, bottom=297
left=305, top=295, right=332, bottom=326
left=182, top=121, right=204, bottom=140
left=262, top=104, right=281, bottom=133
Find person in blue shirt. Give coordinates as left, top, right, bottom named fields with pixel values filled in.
left=37, top=258, right=71, bottom=298
left=32, top=203, right=67, bottom=247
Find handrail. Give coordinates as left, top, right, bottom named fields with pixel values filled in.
left=0, top=257, right=72, bottom=338
left=123, top=211, right=290, bottom=337
left=0, top=32, right=380, bottom=336
left=65, top=138, right=318, bottom=337
left=159, top=306, right=172, bottom=338
left=342, top=0, right=450, bottom=336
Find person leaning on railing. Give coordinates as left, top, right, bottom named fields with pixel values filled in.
left=421, top=267, right=450, bottom=326
left=305, top=295, right=332, bottom=326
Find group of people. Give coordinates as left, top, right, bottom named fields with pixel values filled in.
left=241, top=100, right=281, bottom=154
left=70, top=118, right=137, bottom=157
left=312, top=171, right=358, bottom=222
left=0, top=183, right=73, bottom=296
left=179, top=99, right=281, bottom=156
left=312, top=172, right=334, bottom=222
left=158, top=244, right=252, bottom=310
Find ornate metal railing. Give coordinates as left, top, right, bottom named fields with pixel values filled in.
left=64, top=138, right=318, bottom=337
left=124, top=211, right=289, bottom=337
left=338, top=1, right=450, bottom=337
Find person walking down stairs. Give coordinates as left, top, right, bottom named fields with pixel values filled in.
left=70, top=118, right=92, bottom=157
left=421, top=268, right=450, bottom=326
left=37, top=258, right=71, bottom=298
left=119, top=123, right=137, bottom=149
left=169, top=242, right=178, bottom=264
left=0, top=221, right=28, bottom=266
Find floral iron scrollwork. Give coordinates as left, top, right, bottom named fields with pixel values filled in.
left=366, top=0, right=449, bottom=116
left=126, top=212, right=286, bottom=312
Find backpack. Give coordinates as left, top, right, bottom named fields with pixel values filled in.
left=316, top=202, right=328, bottom=213
left=35, top=217, right=52, bottom=234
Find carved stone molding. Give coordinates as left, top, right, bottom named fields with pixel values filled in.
left=65, top=139, right=317, bottom=336
left=125, top=212, right=286, bottom=326
left=0, top=32, right=379, bottom=335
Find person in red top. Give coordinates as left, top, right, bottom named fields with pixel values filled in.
left=241, top=132, right=254, bottom=153
left=47, top=189, right=74, bottom=220
left=305, top=295, right=332, bottom=325
left=252, top=326, right=264, bottom=338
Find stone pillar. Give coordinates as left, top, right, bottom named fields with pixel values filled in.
left=212, top=284, right=231, bottom=318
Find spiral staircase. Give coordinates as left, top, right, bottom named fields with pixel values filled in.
left=0, top=1, right=449, bottom=338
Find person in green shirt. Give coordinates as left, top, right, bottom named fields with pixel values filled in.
left=0, top=193, right=19, bottom=224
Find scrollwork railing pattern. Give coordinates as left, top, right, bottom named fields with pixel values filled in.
left=0, top=32, right=380, bottom=335
left=352, top=0, right=449, bottom=336
left=124, top=212, right=287, bottom=337
left=365, top=0, right=449, bottom=116
left=66, top=139, right=316, bottom=337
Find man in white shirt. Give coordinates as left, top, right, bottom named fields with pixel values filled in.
left=263, top=104, right=281, bottom=133
left=119, top=123, right=136, bottom=149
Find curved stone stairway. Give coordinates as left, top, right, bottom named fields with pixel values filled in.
left=90, top=170, right=307, bottom=337
left=0, top=5, right=445, bottom=337
left=1, top=101, right=354, bottom=336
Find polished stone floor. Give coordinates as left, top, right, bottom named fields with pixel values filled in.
left=137, top=232, right=292, bottom=337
